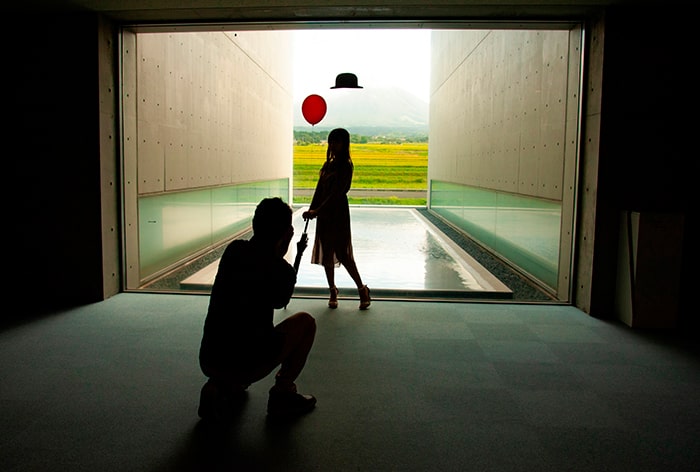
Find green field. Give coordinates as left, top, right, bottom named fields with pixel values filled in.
left=294, top=142, right=428, bottom=205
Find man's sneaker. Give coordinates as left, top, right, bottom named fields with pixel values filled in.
left=267, top=387, right=317, bottom=418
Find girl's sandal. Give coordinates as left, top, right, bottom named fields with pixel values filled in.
left=328, top=286, right=339, bottom=309
left=358, top=285, right=371, bottom=310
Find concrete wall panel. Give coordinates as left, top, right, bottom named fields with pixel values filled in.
left=137, top=120, right=166, bottom=193
left=133, top=30, right=293, bottom=196
left=124, top=29, right=292, bottom=284
left=430, top=29, right=571, bottom=202
left=98, top=16, right=121, bottom=298
left=163, top=125, right=188, bottom=190
left=429, top=27, right=581, bottom=298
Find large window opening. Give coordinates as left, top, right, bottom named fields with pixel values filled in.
left=121, top=23, right=583, bottom=303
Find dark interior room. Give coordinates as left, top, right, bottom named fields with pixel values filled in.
left=3, top=1, right=697, bottom=471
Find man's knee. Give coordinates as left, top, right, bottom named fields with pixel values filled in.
left=294, top=311, right=316, bottom=334
left=280, top=311, right=316, bottom=335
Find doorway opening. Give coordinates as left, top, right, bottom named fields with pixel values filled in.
left=120, top=22, right=583, bottom=303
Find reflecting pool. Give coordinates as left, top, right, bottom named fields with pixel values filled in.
left=181, top=206, right=512, bottom=300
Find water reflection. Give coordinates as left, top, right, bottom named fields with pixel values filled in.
left=288, top=207, right=510, bottom=297
left=181, top=207, right=512, bottom=299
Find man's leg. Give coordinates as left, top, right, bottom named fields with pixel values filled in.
left=198, top=369, right=249, bottom=422
left=271, top=311, right=316, bottom=391
left=267, top=311, right=317, bottom=417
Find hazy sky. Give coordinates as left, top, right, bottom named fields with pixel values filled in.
left=292, top=29, right=431, bottom=103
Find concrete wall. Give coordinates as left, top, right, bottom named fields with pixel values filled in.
left=428, top=28, right=580, bottom=298
left=128, top=30, right=293, bottom=194
left=579, top=8, right=693, bottom=327
left=98, top=15, right=122, bottom=299
left=7, top=12, right=118, bottom=313
left=429, top=29, right=572, bottom=199
left=574, top=14, right=605, bottom=315
left=122, top=30, right=294, bottom=285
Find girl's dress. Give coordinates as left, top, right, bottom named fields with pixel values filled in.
left=309, top=158, right=355, bottom=267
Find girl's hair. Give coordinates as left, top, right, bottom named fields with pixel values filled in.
left=326, top=128, right=351, bottom=162
left=328, top=128, right=350, bottom=145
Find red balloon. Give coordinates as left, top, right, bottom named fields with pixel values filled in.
left=301, top=94, right=327, bottom=126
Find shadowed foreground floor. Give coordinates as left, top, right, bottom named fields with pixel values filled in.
left=1, top=293, right=699, bottom=471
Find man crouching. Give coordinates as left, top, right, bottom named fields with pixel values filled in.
left=198, top=197, right=316, bottom=421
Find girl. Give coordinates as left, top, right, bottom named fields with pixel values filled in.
left=302, top=128, right=370, bottom=310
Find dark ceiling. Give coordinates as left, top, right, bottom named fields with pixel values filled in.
left=8, top=0, right=663, bottom=25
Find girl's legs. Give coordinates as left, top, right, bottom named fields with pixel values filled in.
left=342, top=258, right=364, bottom=288
left=338, top=257, right=371, bottom=310
left=324, top=264, right=336, bottom=288
left=324, top=264, right=339, bottom=308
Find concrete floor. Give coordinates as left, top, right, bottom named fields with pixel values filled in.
left=1, top=292, right=698, bottom=471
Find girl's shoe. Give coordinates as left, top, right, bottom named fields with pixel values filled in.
left=358, top=285, right=371, bottom=310
left=328, top=286, right=339, bottom=309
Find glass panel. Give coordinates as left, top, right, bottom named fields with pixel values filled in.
left=430, top=180, right=560, bottom=288
left=139, top=190, right=213, bottom=278
left=138, top=179, right=288, bottom=281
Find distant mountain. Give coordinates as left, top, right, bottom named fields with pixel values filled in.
left=294, top=86, right=428, bottom=133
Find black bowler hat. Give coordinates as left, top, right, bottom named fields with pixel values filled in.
left=331, top=73, right=363, bottom=89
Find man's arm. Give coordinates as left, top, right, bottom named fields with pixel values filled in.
left=270, top=260, right=296, bottom=309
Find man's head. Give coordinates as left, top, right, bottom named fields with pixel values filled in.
left=252, top=197, right=293, bottom=243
